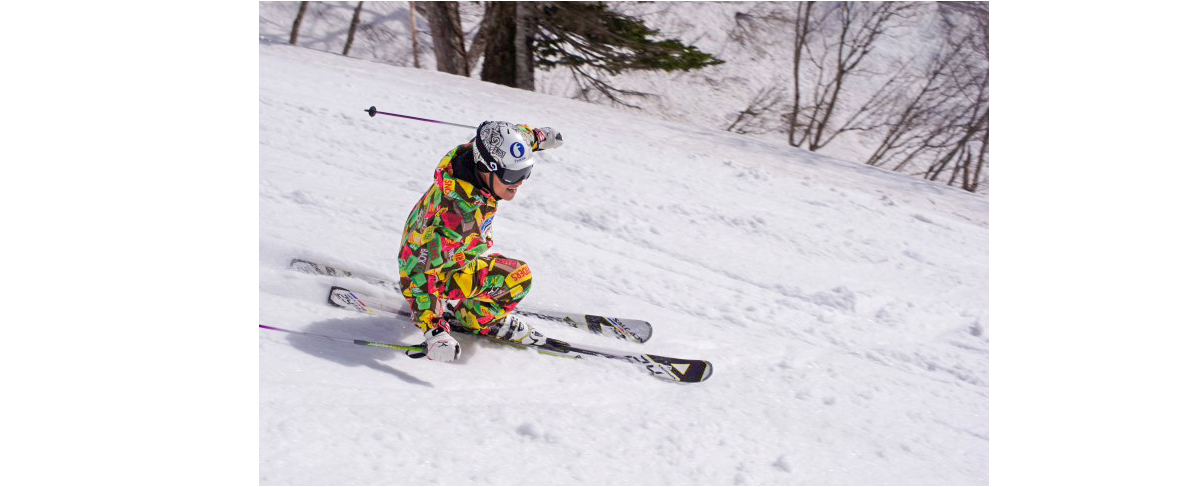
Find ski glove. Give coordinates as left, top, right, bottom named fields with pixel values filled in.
left=409, top=323, right=461, bottom=362
left=533, top=127, right=563, bottom=150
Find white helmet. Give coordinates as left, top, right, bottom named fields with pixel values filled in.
left=473, top=121, right=535, bottom=184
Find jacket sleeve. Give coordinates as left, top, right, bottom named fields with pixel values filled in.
left=512, top=124, right=562, bottom=152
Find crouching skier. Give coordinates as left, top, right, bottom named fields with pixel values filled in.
left=398, top=121, right=564, bottom=362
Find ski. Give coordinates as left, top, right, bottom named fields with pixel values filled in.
left=289, top=258, right=402, bottom=293
left=326, top=286, right=712, bottom=383
left=290, top=258, right=652, bottom=343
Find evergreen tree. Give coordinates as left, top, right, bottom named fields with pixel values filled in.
left=479, top=2, right=723, bottom=104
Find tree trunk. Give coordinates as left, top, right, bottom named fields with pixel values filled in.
left=513, top=2, right=536, bottom=90
left=343, top=1, right=365, bottom=56
left=788, top=2, right=814, bottom=147
left=465, top=11, right=497, bottom=76
left=420, top=2, right=469, bottom=76
left=968, top=128, right=987, bottom=192
left=481, top=1, right=517, bottom=87
left=289, top=1, right=309, bottom=45
left=408, top=2, right=421, bottom=68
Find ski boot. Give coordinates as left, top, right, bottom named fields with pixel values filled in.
left=482, top=314, right=547, bottom=346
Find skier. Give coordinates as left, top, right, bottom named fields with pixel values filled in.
left=398, top=121, right=564, bottom=362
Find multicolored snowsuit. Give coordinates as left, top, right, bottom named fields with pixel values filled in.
left=398, top=127, right=543, bottom=334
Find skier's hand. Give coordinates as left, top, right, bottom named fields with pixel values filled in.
left=414, top=322, right=461, bottom=362
left=533, top=127, right=563, bottom=150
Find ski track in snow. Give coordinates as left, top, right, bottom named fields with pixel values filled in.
left=259, top=41, right=988, bottom=485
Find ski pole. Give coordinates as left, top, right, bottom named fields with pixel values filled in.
left=259, top=324, right=424, bottom=353
left=364, top=106, right=475, bottom=129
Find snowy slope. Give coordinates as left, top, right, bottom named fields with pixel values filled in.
left=259, top=40, right=988, bottom=485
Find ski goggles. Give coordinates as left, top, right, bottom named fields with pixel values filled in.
left=495, top=164, right=533, bottom=184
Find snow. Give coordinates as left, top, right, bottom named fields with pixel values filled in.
left=8, top=3, right=1200, bottom=487
left=258, top=41, right=988, bottom=485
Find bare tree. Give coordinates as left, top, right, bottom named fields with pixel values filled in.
left=727, top=86, right=785, bottom=135
left=722, top=1, right=987, bottom=192
left=728, top=7, right=789, bottom=48
left=289, top=1, right=309, bottom=45
left=721, top=4, right=793, bottom=135
left=787, top=1, right=819, bottom=147
left=925, top=77, right=988, bottom=189
left=794, top=2, right=918, bottom=152
left=863, top=34, right=972, bottom=169
left=343, top=1, right=365, bottom=56
left=940, top=1, right=988, bottom=57
left=417, top=2, right=469, bottom=76
left=915, top=2, right=989, bottom=192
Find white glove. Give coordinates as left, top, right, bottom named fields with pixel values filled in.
left=417, top=324, right=461, bottom=362
left=534, top=127, right=563, bottom=150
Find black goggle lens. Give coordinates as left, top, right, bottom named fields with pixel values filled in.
left=496, top=165, right=532, bottom=184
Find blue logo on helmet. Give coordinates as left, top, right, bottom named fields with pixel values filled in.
left=509, top=142, right=525, bottom=159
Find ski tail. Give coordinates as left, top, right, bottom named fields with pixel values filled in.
left=290, top=258, right=403, bottom=293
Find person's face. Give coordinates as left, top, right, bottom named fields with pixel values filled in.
left=488, top=172, right=524, bottom=201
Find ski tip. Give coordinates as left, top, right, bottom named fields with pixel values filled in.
left=608, top=317, right=652, bottom=343
left=288, top=258, right=321, bottom=274
left=327, top=286, right=362, bottom=312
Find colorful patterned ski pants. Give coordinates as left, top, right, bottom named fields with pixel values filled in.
left=402, top=254, right=532, bottom=333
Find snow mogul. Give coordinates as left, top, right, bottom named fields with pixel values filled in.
left=398, top=121, right=563, bottom=362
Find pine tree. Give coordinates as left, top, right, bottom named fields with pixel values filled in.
left=478, top=2, right=722, bottom=104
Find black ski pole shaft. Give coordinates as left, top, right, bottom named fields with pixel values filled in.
left=364, top=106, right=475, bottom=129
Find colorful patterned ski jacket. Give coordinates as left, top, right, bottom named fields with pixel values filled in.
left=397, top=125, right=544, bottom=331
